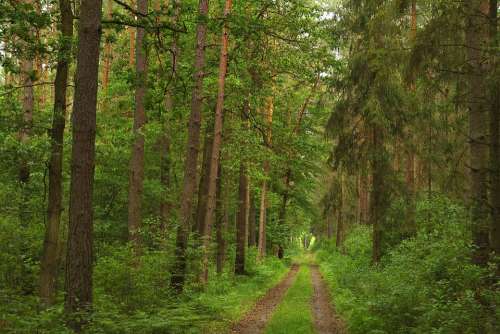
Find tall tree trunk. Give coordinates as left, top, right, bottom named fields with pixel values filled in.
left=465, top=0, right=490, bottom=266
left=159, top=0, right=180, bottom=229
left=257, top=162, right=269, bottom=260
left=216, top=166, right=228, bottom=274
left=39, top=0, right=73, bottom=306
left=257, top=96, right=274, bottom=261
left=236, top=103, right=250, bottom=270
left=170, top=0, right=209, bottom=292
left=235, top=163, right=249, bottom=274
left=199, top=0, right=232, bottom=285
left=405, top=0, right=417, bottom=237
left=489, top=0, right=500, bottom=257
left=195, top=123, right=213, bottom=234
left=248, top=191, right=256, bottom=246
left=65, top=0, right=102, bottom=330
left=127, top=0, right=149, bottom=256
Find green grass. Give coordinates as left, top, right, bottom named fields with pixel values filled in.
left=264, top=265, right=315, bottom=334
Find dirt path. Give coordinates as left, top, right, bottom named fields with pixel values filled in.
left=310, top=265, right=345, bottom=334
left=231, top=264, right=300, bottom=334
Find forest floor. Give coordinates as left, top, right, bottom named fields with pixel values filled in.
left=231, top=255, right=344, bottom=334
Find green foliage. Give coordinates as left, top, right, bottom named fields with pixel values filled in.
left=317, top=196, right=500, bottom=334
left=0, top=239, right=288, bottom=333
left=0, top=217, right=43, bottom=295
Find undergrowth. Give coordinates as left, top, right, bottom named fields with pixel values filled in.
left=0, top=230, right=288, bottom=334
left=316, top=195, right=500, bottom=334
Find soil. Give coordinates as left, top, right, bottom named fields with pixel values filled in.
left=310, top=265, right=346, bottom=334
left=230, top=264, right=300, bottom=334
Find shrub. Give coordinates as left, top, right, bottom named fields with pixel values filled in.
left=317, top=195, right=500, bottom=334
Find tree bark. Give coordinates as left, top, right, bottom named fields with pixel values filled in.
left=195, top=123, right=213, bottom=234
left=216, top=166, right=228, bottom=274
left=65, top=0, right=102, bottom=330
left=489, top=0, right=500, bottom=258
left=235, top=163, right=249, bottom=274
left=170, top=0, right=209, bottom=292
left=405, top=0, right=417, bottom=238
left=39, top=0, right=73, bottom=306
left=127, top=0, right=149, bottom=256
left=236, top=103, right=250, bottom=271
left=257, top=162, right=269, bottom=260
left=465, top=0, right=490, bottom=266
left=199, top=0, right=232, bottom=285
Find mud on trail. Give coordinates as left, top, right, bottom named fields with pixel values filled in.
left=310, top=265, right=345, bottom=334
left=231, top=264, right=300, bottom=334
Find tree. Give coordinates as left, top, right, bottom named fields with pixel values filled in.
left=215, top=163, right=228, bottom=274
left=199, top=0, right=233, bottom=284
left=235, top=153, right=249, bottom=274
left=127, top=0, right=149, bottom=256
left=404, top=0, right=417, bottom=237
left=488, top=0, right=500, bottom=259
left=65, top=0, right=102, bottom=330
left=195, top=122, right=214, bottom=235
left=170, top=0, right=209, bottom=292
left=257, top=96, right=274, bottom=261
left=39, top=0, right=73, bottom=306
left=465, top=0, right=490, bottom=266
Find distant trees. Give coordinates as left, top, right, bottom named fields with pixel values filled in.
left=323, top=0, right=500, bottom=269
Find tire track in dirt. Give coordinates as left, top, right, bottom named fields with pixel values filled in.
left=231, top=264, right=300, bottom=334
left=310, top=264, right=345, bottom=334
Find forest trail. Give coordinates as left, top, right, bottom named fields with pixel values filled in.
left=231, top=262, right=344, bottom=334
left=230, top=264, right=300, bottom=334
left=310, top=265, right=345, bottom=334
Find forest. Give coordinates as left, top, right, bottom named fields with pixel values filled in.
left=0, top=0, right=499, bottom=333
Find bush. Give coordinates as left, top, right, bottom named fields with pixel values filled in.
left=317, top=195, right=500, bottom=334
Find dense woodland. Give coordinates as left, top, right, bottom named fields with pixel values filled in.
left=0, top=0, right=499, bottom=333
